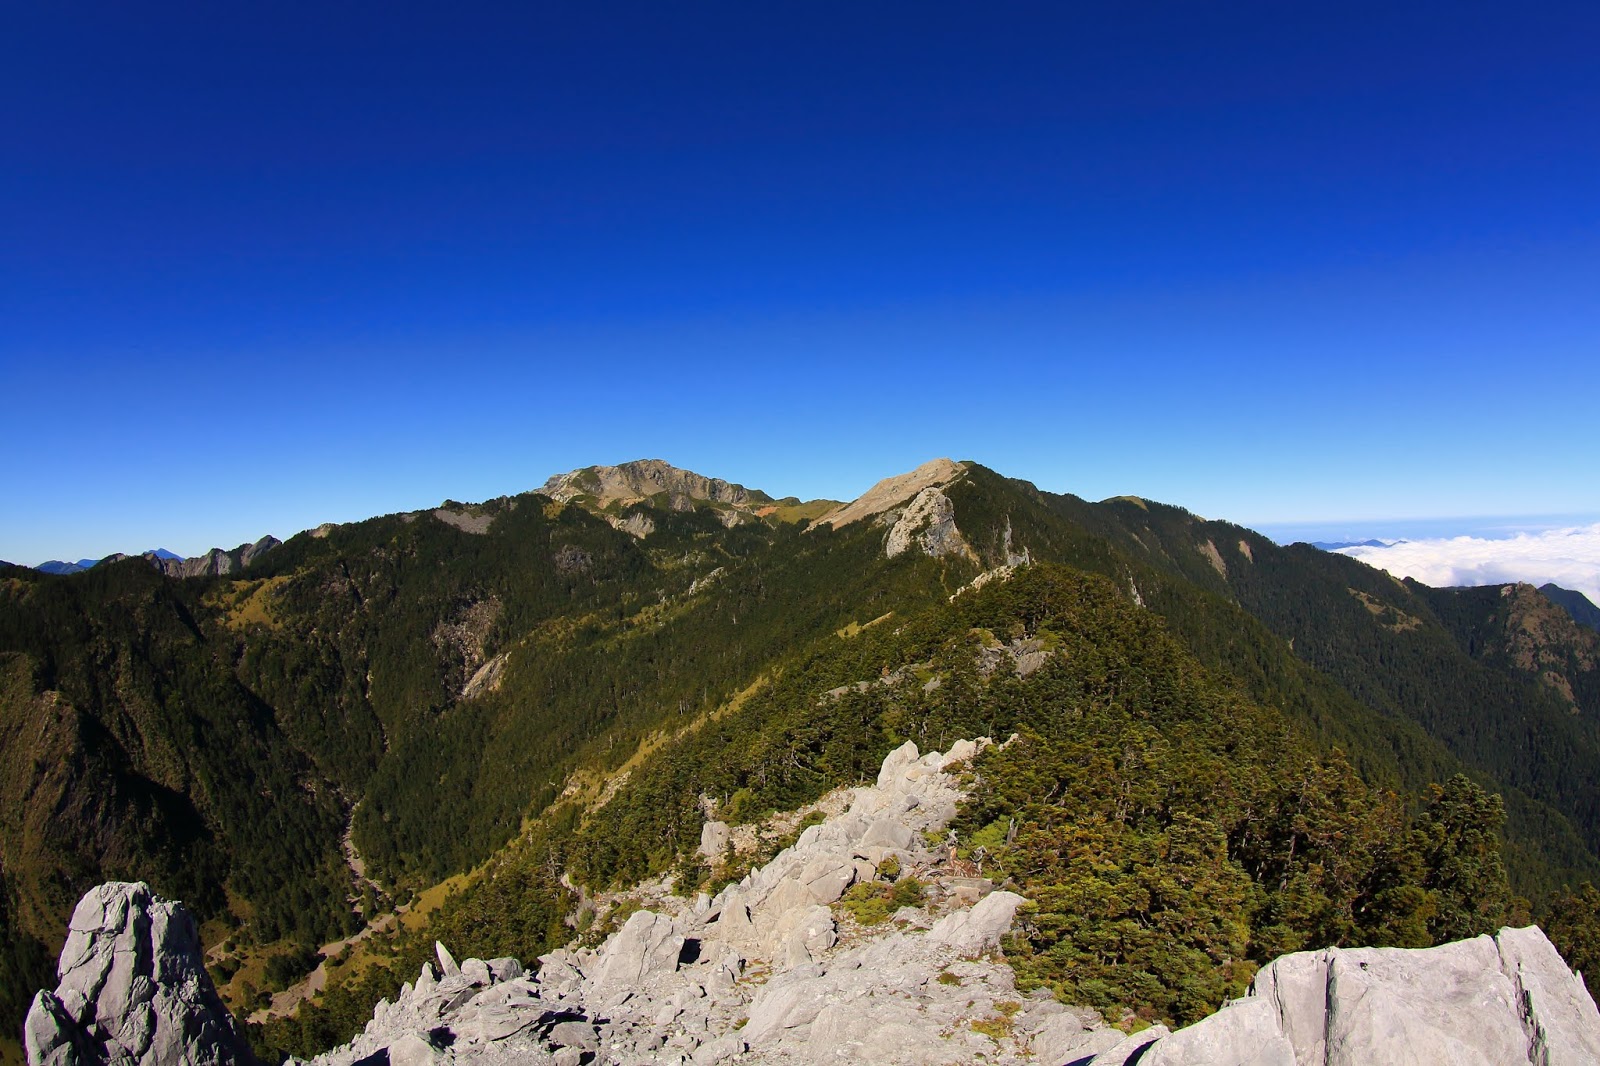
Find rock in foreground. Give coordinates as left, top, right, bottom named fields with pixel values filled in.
left=1140, top=924, right=1600, bottom=1066
left=25, top=882, right=254, bottom=1066
left=26, top=742, right=1600, bottom=1065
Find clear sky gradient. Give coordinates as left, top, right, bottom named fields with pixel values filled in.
left=3, top=2, right=1597, bottom=564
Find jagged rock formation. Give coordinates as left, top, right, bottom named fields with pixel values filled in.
left=1140, top=925, right=1600, bottom=1065
left=33, top=540, right=278, bottom=579
left=145, top=538, right=280, bottom=579
left=883, top=486, right=978, bottom=563
left=24, top=882, right=253, bottom=1066
left=810, top=458, right=978, bottom=562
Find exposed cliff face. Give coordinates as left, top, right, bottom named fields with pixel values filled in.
left=809, top=459, right=978, bottom=563
left=144, top=538, right=280, bottom=579
left=883, top=486, right=978, bottom=563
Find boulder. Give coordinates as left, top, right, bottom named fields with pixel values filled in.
left=24, top=882, right=254, bottom=1066
left=586, top=910, right=681, bottom=999
left=698, top=820, right=731, bottom=862
left=740, top=980, right=826, bottom=1044
left=384, top=1032, right=443, bottom=1066
left=796, top=857, right=856, bottom=905
left=1139, top=925, right=1600, bottom=1066
left=876, top=740, right=920, bottom=790
left=927, top=891, right=1026, bottom=955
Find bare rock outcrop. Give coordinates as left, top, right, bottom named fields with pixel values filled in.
left=815, top=458, right=966, bottom=530
left=1134, top=924, right=1600, bottom=1066
left=883, top=486, right=978, bottom=562
left=305, top=738, right=1071, bottom=1066
left=813, top=459, right=978, bottom=563
left=146, top=538, right=280, bottom=579
left=541, top=461, right=765, bottom=514
left=24, top=882, right=254, bottom=1066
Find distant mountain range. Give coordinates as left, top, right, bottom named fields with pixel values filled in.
left=35, top=558, right=102, bottom=575
left=1303, top=542, right=1600, bottom=631
left=36, top=548, right=182, bottom=574
left=31, top=541, right=277, bottom=578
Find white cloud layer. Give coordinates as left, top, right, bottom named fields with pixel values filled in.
left=1336, top=523, right=1600, bottom=607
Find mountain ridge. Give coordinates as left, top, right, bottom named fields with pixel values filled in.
left=5, top=457, right=1600, bottom=1063
left=1544, top=583, right=1600, bottom=632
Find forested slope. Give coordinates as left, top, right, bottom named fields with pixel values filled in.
left=987, top=476, right=1600, bottom=897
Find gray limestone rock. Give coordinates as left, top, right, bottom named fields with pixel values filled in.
left=384, top=1032, right=443, bottom=1066
left=1138, top=925, right=1600, bottom=1066
left=1087, top=1025, right=1169, bottom=1065
left=24, top=882, right=254, bottom=1066
left=698, top=820, right=731, bottom=862
left=1027, top=1012, right=1088, bottom=1064
left=927, top=890, right=1027, bottom=956
left=586, top=909, right=682, bottom=1001
left=883, top=486, right=978, bottom=562
left=148, top=538, right=280, bottom=579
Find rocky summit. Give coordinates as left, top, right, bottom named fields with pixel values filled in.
left=26, top=742, right=1600, bottom=1066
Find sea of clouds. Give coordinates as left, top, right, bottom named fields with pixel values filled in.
left=1336, top=522, right=1600, bottom=606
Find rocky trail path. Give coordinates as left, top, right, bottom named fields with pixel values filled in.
left=24, top=738, right=1600, bottom=1066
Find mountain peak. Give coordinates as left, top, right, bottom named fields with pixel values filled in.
left=816, top=458, right=968, bottom=529
left=540, top=459, right=772, bottom=514
left=1541, top=583, right=1600, bottom=632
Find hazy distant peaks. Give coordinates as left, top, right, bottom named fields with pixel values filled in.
left=35, top=560, right=93, bottom=575
left=33, top=540, right=278, bottom=578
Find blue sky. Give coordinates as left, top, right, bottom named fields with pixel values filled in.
left=3, top=2, right=1597, bottom=564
